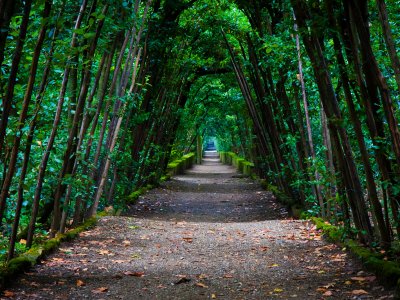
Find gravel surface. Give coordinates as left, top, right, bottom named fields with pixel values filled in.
left=2, top=153, right=395, bottom=299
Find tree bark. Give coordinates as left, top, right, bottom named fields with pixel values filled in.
left=50, top=4, right=108, bottom=236
left=292, top=0, right=373, bottom=243
left=0, top=0, right=52, bottom=227
left=0, top=0, right=33, bottom=158
left=26, top=0, right=89, bottom=248
left=376, top=0, right=400, bottom=93
left=0, top=0, right=16, bottom=71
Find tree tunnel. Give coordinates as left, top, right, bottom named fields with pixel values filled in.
left=1, top=0, right=400, bottom=260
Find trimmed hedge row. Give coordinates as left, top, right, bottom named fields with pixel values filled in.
left=127, top=153, right=195, bottom=204
left=219, top=151, right=255, bottom=176
left=166, top=152, right=195, bottom=176
left=312, top=217, right=400, bottom=294
left=0, top=214, right=102, bottom=289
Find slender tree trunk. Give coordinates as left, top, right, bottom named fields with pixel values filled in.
left=376, top=0, right=400, bottom=92
left=326, top=0, right=390, bottom=244
left=349, top=0, right=400, bottom=169
left=292, top=0, right=373, bottom=243
left=0, top=0, right=33, bottom=158
left=59, top=51, right=108, bottom=233
left=0, top=0, right=16, bottom=72
left=343, top=1, right=400, bottom=236
left=0, top=0, right=52, bottom=226
left=7, top=121, right=35, bottom=260
left=26, top=0, right=89, bottom=247
left=50, top=5, right=108, bottom=236
left=294, top=17, right=324, bottom=214
left=90, top=0, right=151, bottom=215
left=72, top=42, right=117, bottom=225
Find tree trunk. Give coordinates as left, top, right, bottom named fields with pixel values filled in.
left=26, top=0, right=89, bottom=248
left=376, top=0, right=400, bottom=93
left=292, top=0, right=373, bottom=243
left=0, top=0, right=16, bottom=71
left=50, top=4, right=108, bottom=236
left=60, top=51, right=108, bottom=233
left=294, top=17, right=324, bottom=214
left=0, top=0, right=33, bottom=158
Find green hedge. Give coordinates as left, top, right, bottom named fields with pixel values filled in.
left=0, top=214, right=102, bottom=289
left=126, top=183, right=155, bottom=204
left=312, top=217, right=400, bottom=293
left=219, top=151, right=255, bottom=176
left=166, top=152, right=195, bottom=176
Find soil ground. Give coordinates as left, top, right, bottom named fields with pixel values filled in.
left=2, top=152, right=396, bottom=299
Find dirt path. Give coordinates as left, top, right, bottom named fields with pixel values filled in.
left=2, top=152, right=395, bottom=299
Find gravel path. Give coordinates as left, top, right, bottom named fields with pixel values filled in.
left=2, top=152, right=395, bottom=299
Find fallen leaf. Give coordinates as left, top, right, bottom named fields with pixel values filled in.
left=122, top=240, right=131, bottom=246
left=351, top=276, right=376, bottom=282
left=351, top=289, right=368, bottom=295
left=195, top=282, right=208, bottom=288
left=98, top=249, right=111, bottom=255
left=76, top=279, right=85, bottom=287
left=182, top=237, right=193, bottom=243
left=323, top=291, right=333, bottom=296
left=3, top=290, right=15, bottom=297
left=351, top=277, right=366, bottom=281
left=274, top=288, right=283, bottom=293
left=124, top=271, right=144, bottom=277
left=211, top=294, right=217, bottom=299
left=323, top=283, right=335, bottom=289
left=51, top=257, right=66, bottom=262
left=92, top=287, right=108, bottom=294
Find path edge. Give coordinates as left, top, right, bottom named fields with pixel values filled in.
left=312, top=217, right=400, bottom=297
left=0, top=214, right=103, bottom=290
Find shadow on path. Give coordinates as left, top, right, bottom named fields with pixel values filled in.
left=125, top=150, right=287, bottom=223
left=3, top=151, right=395, bottom=299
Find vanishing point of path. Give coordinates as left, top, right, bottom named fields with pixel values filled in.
left=3, top=152, right=395, bottom=299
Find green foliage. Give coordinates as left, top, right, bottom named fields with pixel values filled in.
left=1, top=0, right=400, bottom=278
